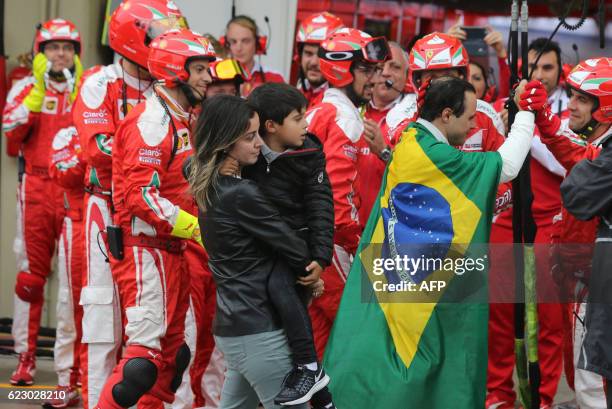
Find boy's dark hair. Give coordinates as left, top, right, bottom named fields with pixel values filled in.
left=420, top=77, right=476, bottom=122
left=248, top=83, right=308, bottom=137
left=528, top=38, right=562, bottom=81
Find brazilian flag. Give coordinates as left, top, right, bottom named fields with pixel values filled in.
left=324, top=121, right=503, bottom=408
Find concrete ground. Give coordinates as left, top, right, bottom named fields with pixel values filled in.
left=0, top=353, right=577, bottom=409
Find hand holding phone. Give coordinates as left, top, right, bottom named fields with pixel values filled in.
left=461, top=26, right=489, bottom=57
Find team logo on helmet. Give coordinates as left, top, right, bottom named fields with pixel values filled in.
left=324, top=51, right=354, bottom=61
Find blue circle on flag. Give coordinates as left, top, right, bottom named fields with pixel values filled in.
left=381, top=182, right=454, bottom=285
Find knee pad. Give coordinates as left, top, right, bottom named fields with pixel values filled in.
left=112, top=358, right=158, bottom=407
left=15, top=271, right=45, bottom=303
left=170, top=343, right=191, bottom=393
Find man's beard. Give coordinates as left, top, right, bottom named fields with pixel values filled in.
left=345, top=83, right=370, bottom=107
left=303, top=66, right=324, bottom=87
left=48, top=66, right=74, bottom=81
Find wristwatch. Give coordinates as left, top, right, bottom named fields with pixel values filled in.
left=379, top=146, right=392, bottom=163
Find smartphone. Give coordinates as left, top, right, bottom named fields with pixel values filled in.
left=461, top=26, right=489, bottom=57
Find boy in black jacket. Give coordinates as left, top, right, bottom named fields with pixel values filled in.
left=226, top=83, right=336, bottom=408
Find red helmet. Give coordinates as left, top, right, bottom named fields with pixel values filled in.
left=318, top=28, right=390, bottom=88
left=209, top=58, right=250, bottom=84
left=408, top=32, right=469, bottom=88
left=296, top=12, right=344, bottom=46
left=566, top=57, right=612, bottom=123
left=34, top=18, right=81, bottom=55
left=109, top=0, right=187, bottom=69
left=148, top=29, right=216, bottom=87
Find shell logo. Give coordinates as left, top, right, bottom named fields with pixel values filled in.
left=46, top=100, right=57, bottom=111
left=159, top=39, right=168, bottom=49
left=327, top=41, right=336, bottom=51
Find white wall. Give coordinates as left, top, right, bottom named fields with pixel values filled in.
left=175, top=0, right=298, bottom=80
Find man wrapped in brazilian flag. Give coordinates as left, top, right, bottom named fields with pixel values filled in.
left=324, top=77, right=539, bottom=408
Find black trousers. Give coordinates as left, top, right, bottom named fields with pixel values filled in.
left=267, top=265, right=317, bottom=364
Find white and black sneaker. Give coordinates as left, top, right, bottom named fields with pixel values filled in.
left=274, top=365, right=330, bottom=406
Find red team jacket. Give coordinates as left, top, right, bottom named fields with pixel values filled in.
left=111, top=89, right=195, bottom=238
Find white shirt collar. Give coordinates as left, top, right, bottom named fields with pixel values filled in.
left=548, top=86, right=569, bottom=115
left=416, top=118, right=449, bottom=145
left=370, top=94, right=403, bottom=111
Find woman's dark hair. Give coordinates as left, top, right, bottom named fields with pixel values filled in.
left=469, top=61, right=488, bottom=99
left=189, top=95, right=256, bottom=210
left=420, top=77, right=476, bottom=122
left=248, top=83, right=307, bottom=137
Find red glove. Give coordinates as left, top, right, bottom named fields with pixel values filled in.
left=519, top=80, right=561, bottom=138
left=15, top=272, right=45, bottom=303
left=518, top=80, right=548, bottom=111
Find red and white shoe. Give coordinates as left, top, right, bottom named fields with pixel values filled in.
left=42, top=385, right=80, bottom=409
left=485, top=395, right=514, bottom=409
left=9, top=352, right=36, bottom=386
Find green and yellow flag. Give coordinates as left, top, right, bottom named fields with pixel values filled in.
left=324, top=122, right=503, bottom=408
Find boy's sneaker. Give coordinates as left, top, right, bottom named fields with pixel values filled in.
left=42, top=386, right=80, bottom=409
left=274, top=365, right=330, bottom=406
left=313, top=404, right=337, bottom=409
left=9, top=352, right=36, bottom=386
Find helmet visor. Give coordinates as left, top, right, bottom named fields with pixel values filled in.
left=146, top=16, right=189, bottom=43
left=210, top=59, right=249, bottom=82
left=363, top=37, right=390, bottom=63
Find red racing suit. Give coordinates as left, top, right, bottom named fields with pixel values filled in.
left=358, top=95, right=404, bottom=223
left=2, top=76, right=68, bottom=359
left=538, top=118, right=611, bottom=409
left=97, top=88, right=196, bottom=408
left=305, top=87, right=364, bottom=357
left=72, top=61, right=152, bottom=409
left=486, top=89, right=569, bottom=408
left=49, top=126, right=86, bottom=389
left=240, top=61, right=285, bottom=97
left=184, top=241, right=224, bottom=409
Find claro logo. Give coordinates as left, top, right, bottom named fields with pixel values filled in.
left=83, top=110, right=108, bottom=118
left=139, top=148, right=162, bottom=157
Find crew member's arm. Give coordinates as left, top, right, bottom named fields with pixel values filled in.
left=2, top=77, right=37, bottom=146
left=309, top=112, right=363, bottom=254
left=561, top=139, right=612, bottom=221
left=496, top=110, right=536, bottom=183
left=72, top=70, right=115, bottom=173
left=520, top=80, right=601, bottom=170
left=49, top=127, right=87, bottom=189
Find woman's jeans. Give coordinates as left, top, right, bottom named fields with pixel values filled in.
left=214, top=330, right=309, bottom=409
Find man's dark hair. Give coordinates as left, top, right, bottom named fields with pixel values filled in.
left=528, top=38, right=562, bottom=78
left=248, top=83, right=308, bottom=136
left=420, top=77, right=476, bottom=122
